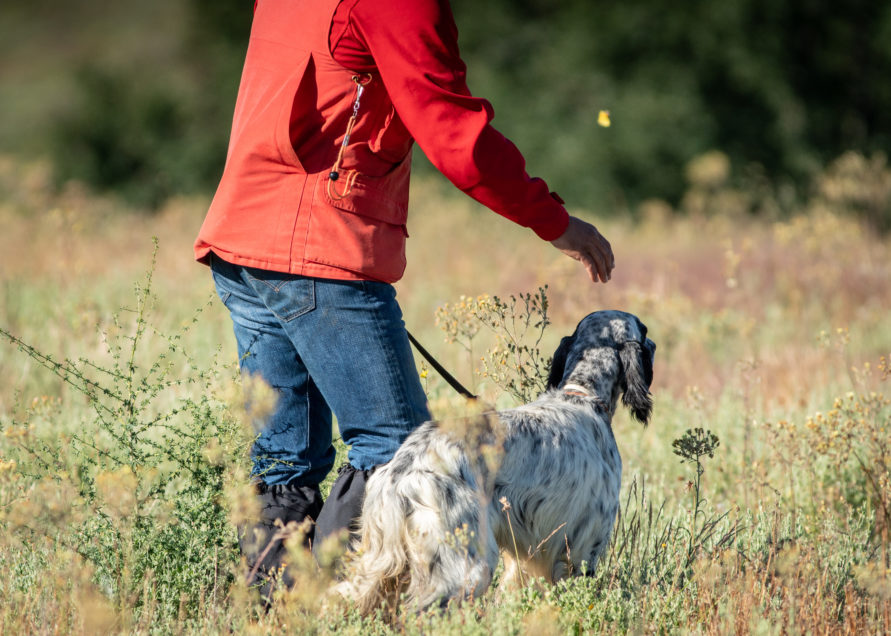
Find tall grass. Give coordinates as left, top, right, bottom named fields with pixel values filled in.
left=0, top=152, right=889, bottom=633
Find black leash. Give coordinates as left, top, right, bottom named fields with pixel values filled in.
left=406, top=330, right=477, bottom=400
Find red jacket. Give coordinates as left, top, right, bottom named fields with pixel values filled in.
left=194, top=0, right=569, bottom=282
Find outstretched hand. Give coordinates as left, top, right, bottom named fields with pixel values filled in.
left=550, top=216, right=615, bottom=283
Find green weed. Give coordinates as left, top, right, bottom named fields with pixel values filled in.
left=0, top=243, right=250, bottom=626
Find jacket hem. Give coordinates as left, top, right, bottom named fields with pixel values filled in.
left=195, top=243, right=389, bottom=282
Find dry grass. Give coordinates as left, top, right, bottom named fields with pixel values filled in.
left=0, top=152, right=889, bottom=633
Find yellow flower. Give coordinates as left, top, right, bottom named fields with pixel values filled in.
left=597, top=110, right=611, bottom=127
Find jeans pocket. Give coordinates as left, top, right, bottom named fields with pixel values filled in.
left=244, top=269, right=316, bottom=322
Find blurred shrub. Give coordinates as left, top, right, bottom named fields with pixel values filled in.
left=450, top=0, right=891, bottom=211
left=39, top=0, right=891, bottom=218
left=815, top=152, right=891, bottom=233
left=53, top=68, right=199, bottom=209
left=764, top=355, right=891, bottom=555
left=50, top=0, right=250, bottom=209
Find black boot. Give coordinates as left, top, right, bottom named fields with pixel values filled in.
left=312, top=464, right=374, bottom=564
left=240, top=481, right=323, bottom=604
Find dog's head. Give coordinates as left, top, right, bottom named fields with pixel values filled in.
left=546, top=311, right=655, bottom=424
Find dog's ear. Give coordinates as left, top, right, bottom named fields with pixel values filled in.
left=546, top=334, right=575, bottom=390
left=635, top=316, right=648, bottom=342
left=620, top=340, right=654, bottom=425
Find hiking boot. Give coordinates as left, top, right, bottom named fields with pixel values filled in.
left=240, top=481, right=323, bottom=604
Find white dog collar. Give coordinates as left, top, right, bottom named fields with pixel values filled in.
left=562, top=383, right=591, bottom=397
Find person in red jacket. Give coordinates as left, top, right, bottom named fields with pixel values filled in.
left=196, top=0, right=613, bottom=600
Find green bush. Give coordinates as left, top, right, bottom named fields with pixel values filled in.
left=0, top=247, right=247, bottom=621
left=27, top=0, right=891, bottom=216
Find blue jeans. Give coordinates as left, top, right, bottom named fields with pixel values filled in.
left=210, top=254, right=430, bottom=487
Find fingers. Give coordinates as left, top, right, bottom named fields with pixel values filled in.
left=590, top=226, right=615, bottom=282
left=575, top=246, right=607, bottom=283
left=593, top=233, right=615, bottom=282
left=588, top=250, right=610, bottom=283
left=584, top=257, right=603, bottom=283
left=578, top=226, right=613, bottom=282
left=550, top=216, right=615, bottom=283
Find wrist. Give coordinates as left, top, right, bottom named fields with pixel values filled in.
left=536, top=206, right=570, bottom=242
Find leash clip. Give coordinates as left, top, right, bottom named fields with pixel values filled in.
left=328, top=73, right=374, bottom=200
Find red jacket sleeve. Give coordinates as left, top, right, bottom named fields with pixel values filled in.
left=348, top=0, right=570, bottom=241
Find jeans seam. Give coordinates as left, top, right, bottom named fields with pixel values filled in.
left=305, top=375, right=321, bottom=471
left=359, top=281, right=411, bottom=424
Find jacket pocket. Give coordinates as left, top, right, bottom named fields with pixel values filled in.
left=303, top=155, right=412, bottom=282
left=316, top=151, right=411, bottom=226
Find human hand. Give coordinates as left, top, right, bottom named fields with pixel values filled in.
left=550, top=216, right=615, bottom=283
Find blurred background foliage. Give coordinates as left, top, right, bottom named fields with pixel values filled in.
left=1, top=0, right=889, bottom=222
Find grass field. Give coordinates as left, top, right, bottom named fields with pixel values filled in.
left=0, top=153, right=889, bottom=634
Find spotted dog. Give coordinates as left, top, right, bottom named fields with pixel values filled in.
left=335, top=310, right=655, bottom=613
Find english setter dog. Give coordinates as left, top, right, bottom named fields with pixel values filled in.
left=336, top=310, right=655, bottom=613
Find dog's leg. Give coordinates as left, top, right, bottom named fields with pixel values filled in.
left=406, top=535, right=495, bottom=609
left=402, top=484, right=498, bottom=609
left=497, top=552, right=524, bottom=592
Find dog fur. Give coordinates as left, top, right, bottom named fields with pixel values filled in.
left=335, top=310, right=655, bottom=613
